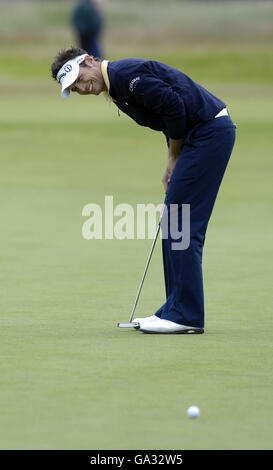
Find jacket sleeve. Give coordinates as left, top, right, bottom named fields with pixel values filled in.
left=129, top=72, right=187, bottom=139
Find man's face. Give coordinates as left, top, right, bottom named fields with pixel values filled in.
left=68, top=57, right=106, bottom=96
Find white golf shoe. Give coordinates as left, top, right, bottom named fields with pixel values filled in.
left=133, top=314, right=159, bottom=326
left=139, top=318, right=204, bottom=334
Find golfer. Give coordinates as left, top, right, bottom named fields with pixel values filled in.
left=51, top=48, right=236, bottom=334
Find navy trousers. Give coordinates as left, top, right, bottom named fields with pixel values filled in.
left=78, top=33, right=103, bottom=59
left=155, top=116, right=236, bottom=328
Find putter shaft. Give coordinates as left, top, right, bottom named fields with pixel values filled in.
left=129, top=222, right=161, bottom=322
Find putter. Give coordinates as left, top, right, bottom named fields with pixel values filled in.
left=117, top=216, right=162, bottom=329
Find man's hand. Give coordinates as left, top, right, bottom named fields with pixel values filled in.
left=162, top=167, right=172, bottom=193
left=162, top=138, right=184, bottom=193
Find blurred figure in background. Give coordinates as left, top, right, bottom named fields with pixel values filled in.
left=71, top=0, right=104, bottom=59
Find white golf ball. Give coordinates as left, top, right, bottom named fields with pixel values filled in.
left=187, top=406, right=200, bottom=418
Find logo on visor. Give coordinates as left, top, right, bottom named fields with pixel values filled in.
left=58, top=72, right=66, bottom=84
left=64, top=64, right=72, bottom=73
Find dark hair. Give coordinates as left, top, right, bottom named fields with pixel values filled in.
left=51, top=47, right=101, bottom=80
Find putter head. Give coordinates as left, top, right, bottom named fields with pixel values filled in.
left=117, top=322, right=140, bottom=329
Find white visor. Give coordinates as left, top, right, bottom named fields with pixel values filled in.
left=56, top=54, right=88, bottom=98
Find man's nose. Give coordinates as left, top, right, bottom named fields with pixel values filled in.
left=77, top=82, right=85, bottom=91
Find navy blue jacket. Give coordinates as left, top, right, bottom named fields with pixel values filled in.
left=107, top=59, right=226, bottom=140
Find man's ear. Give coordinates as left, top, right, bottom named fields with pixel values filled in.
left=84, top=56, right=95, bottom=67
